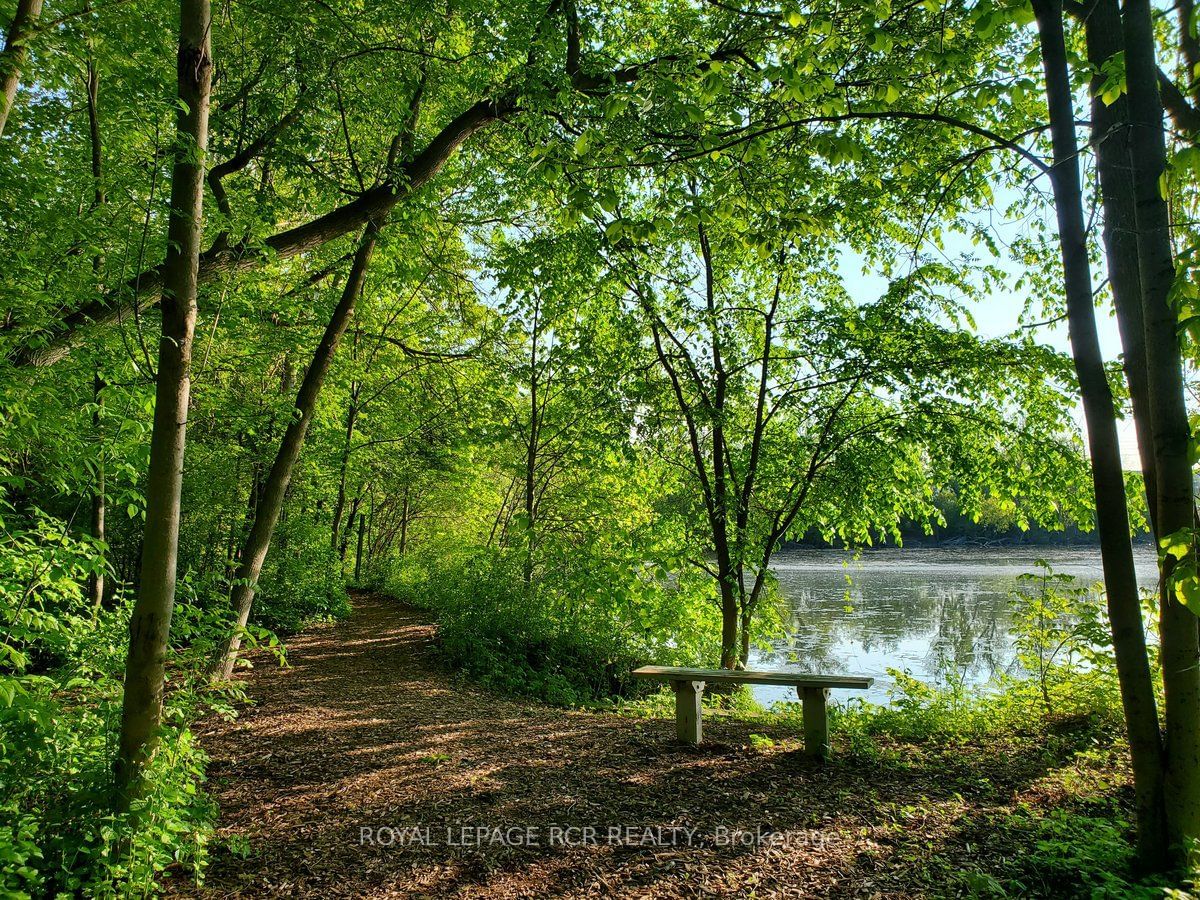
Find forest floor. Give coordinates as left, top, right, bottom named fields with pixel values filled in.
left=167, top=591, right=1134, bottom=899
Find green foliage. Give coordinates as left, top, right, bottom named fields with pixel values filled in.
left=0, top=506, right=231, bottom=895
left=388, top=546, right=713, bottom=706
left=1011, top=563, right=1115, bottom=711
left=997, top=805, right=1156, bottom=898
left=251, top=518, right=350, bottom=636
left=0, top=505, right=104, bottom=673
left=1, top=0, right=1190, bottom=891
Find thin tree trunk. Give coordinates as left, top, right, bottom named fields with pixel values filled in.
left=366, top=494, right=375, bottom=568
left=213, top=224, right=379, bottom=681
left=399, top=486, right=409, bottom=557
left=523, top=305, right=540, bottom=588
left=354, top=511, right=365, bottom=582
left=1034, top=0, right=1169, bottom=868
left=738, top=604, right=752, bottom=668
left=86, top=55, right=107, bottom=613
left=89, top=373, right=106, bottom=611
left=716, top=562, right=738, bottom=670
left=339, top=494, right=360, bottom=561
left=113, top=0, right=212, bottom=807
left=0, top=0, right=43, bottom=138
left=329, top=381, right=360, bottom=552
left=696, top=221, right=738, bottom=670
left=1122, top=0, right=1200, bottom=862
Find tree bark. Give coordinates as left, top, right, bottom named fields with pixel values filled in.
left=113, top=0, right=211, bottom=807
left=354, top=510, right=365, bottom=582
left=0, top=0, right=43, bottom=138
left=329, top=384, right=360, bottom=554
left=1034, top=0, right=1169, bottom=868
left=85, top=53, right=107, bottom=612
left=1083, top=2, right=1159, bottom=531
left=89, top=373, right=106, bottom=611
left=1122, top=0, right=1200, bottom=862
left=213, top=224, right=379, bottom=681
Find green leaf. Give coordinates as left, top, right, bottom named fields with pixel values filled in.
left=1160, top=529, right=1193, bottom=560
left=1175, top=569, right=1200, bottom=618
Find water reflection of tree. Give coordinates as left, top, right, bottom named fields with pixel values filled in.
left=763, top=576, right=1019, bottom=685
left=924, top=585, right=1018, bottom=684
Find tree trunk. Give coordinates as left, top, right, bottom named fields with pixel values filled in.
left=339, top=494, right=360, bottom=561
left=712, top=447, right=737, bottom=669
left=398, top=486, right=409, bottom=557
left=1083, top=1, right=1159, bottom=530
left=717, top=569, right=738, bottom=670
left=89, top=373, right=106, bottom=612
left=1122, top=0, right=1200, bottom=862
left=213, top=224, right=379, bottom=681
left=329, top=383, right=360, bottom=553
left=366, top=494, right=375, bottom=569
left=0, top=0, right=43, bottom=138
left=523, top=310, right=540, bottom=589
left=85, top=58, right=107, bottom=613
left=354, top=511, right=365, bottom=583
left=738, top=604, right=752, bottom=668
left=1034, top=0, right=1169, bottom=868
left=113, top=0, right=212, bottom=807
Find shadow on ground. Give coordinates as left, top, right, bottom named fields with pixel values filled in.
left=166, top=592, right=1120, bottom=899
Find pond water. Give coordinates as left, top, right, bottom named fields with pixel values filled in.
left=748, top=546, right=1160, bottom=708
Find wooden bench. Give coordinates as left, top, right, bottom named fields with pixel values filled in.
left=631, top=665, right=874, bottom=758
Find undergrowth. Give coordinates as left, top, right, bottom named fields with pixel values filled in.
left=0, top=504, right=341, bottom=897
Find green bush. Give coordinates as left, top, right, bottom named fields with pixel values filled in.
left=0, top=612, right=221, bottom=896
left=385, top=546, right=714, bottom=705
left=0, top=507, right=227, bottom=896
left=251, top=515, right=350, bottom=635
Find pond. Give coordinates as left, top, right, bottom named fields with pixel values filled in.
left=748, top=546, right=1160, bottom=708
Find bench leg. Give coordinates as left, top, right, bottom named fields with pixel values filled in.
left=800, top=686, right=830, bottom=759
left=671, top=679, right=705, bottom=745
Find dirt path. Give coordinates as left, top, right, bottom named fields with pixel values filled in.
left=172, top=592, right=1091, bottom=898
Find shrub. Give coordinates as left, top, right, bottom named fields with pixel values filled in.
left=251, top=515, right=350, bottom=635
left=385, top=546, right=715, bottom=705
left=0, top=506, right=228, bottom=896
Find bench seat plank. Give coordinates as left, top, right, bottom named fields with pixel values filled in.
left=631, top=665, right=873, bottom=690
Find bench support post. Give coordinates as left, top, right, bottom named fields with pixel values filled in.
left=800, top=686, right=830, bottom=759
left=670, top=679, right=705, bottom=745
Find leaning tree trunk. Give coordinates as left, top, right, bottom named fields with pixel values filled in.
left=0, top=0, right=43, bottom=138
left=1034, top=0, right=1169, bottom=868
left=213, top=224, right=379, bottom=681
left=114, top=0, right=212, bottom=808
left=1122, top=0, right=1200, bottom=863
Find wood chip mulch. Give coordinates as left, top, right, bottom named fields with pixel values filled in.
left=165, top=591, right=1126, bottom=899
